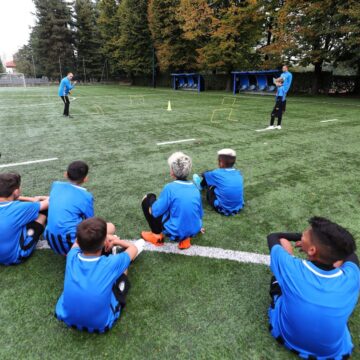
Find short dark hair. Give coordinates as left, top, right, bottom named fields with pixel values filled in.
left=218, top=155, right=236, bottom=168
left=67, top=161, right=89, bottom=182
left=0, top=172, right=21, bottom=197
left=77, top=217, right=107, bottom=253
left=309, top=217, right=356, bottom=264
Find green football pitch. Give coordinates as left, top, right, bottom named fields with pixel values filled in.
left=0, top=85, right=359, bottom=359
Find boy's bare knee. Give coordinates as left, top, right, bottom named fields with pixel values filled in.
left=35, top=213, right=47, bottom=226
left=107, top=222, right=116, bottom=235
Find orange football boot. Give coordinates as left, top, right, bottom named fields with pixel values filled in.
left=141, top=231, right=164, bottom=246
left=178, top=237, right=191, bottom=250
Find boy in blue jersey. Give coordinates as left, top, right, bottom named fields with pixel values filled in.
left=141, top=152, right=203, bottom=249
left=280, top=65, right=293, bottom=113
left=58, top=72, right=77, bottom=117
left=267, top=77, right=285, bottom=130
left=55, top=217, right=143, bottom=333
left=267, top=217, right=359, bottom=359
left=193, top=149, right=244, bottom=216
left=0, top=172, right=49, bottom=265
left=45, top=160, right=114, bottom=255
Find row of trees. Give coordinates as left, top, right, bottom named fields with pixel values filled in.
left=0, top=59, right=5, bottom=73
left=14, top=0, right=359, bottom=93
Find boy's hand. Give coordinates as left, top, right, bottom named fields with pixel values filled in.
left=104, top=234, right=119, bottom=252
left=333, top=260, right=344, bottom=268
left=295, top=241, right=305, bottom=252
left=200, top=227, right=205, bottom=234
left=280, top=238, right=294, bottom=255
left=34, top=195, right=49, bottom=202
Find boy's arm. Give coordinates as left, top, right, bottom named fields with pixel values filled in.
left=108, top=236, right=139, bottom=261
left=267, top=233, right=302, bottom=250
left=202, top=170, right=216, bottom=187
left=83, top=196, right=94, bottom=219
left=18, top=196, right=49, bottom=211
left=151, top=187, right=170, bottom=218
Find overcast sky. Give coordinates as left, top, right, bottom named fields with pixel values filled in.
left=0, top=0, right=36, bottom=62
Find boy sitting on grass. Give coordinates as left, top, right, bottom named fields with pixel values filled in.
left=267, top=217, right=359, bottom=359
left=45, top=160, right=115, bottom=255
left=193, top=149, right=244, bottom=216
left=55, top=217, right=144, bottom=333
left=141, top=151, right=203, bottom=250
left=0, top=172, right=48, bottom=265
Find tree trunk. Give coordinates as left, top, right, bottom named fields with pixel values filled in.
left=312, top=61, right=322, bottom=95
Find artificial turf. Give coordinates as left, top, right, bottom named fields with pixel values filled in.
left=0, top=85, right=359, bottom=359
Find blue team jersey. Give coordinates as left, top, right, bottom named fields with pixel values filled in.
left=58, top=77, right=74, bottom=96
left=204, top=168, right=244, bottom=215
left=280, top=71, right=293, bottom=93
left=276, top=85, right=286, bottom=101
left=55, top=247, right=131, bottom=333
left=0, top=201, right=40, bottom=265
left=269, top=245, right=360, bottom=359
left=151, top=180, right=203, bottom=240
left=45, top=181, right=94, bottom=255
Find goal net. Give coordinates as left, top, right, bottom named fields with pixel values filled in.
left=0, top=73, right=26, bottom=87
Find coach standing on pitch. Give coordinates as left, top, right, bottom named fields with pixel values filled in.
left=280, top=65, right=292, bottom=113
left=58, top=73, right=77, bottom=118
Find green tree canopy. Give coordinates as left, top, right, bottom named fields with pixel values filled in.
left=13, top=45, right=35, bottom=77
left=178, top=0, right=264, bottom=77
left=115, top=0, right=153, bottom=76
left=263, top=0, right=351, bottom=93
left=74, top=0, right=103, bottom=81
left=0, top=58, right=5, bottom=73
left=97, top=0, right=121, bottom=75
left=148, top=0, right=196, bottom=72
left=31, top=0, right=75, bottom=79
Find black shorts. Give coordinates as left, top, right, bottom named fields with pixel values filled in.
left=112, top=273, right=131, bottom=312
left=18, top=221, right=44, bottom=262
left=269, top=275, right=282, bottom=309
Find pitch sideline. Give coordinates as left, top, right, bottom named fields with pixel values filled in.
left=36, top=240, right=270, bottom=266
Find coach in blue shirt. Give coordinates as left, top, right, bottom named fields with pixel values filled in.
left=58, top=73, right=77, bottom=117
left=280, top=65, right=293, bottom=112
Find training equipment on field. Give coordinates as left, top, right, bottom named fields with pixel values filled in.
left=171, top=73, right=205, bottom=92
left=222, top=96, right=240, bottom=106
left=232, top=70, right=280, bottom=94
left=167, top=100, right=172, bottom=111
left=129, top=95, right=145, bottom=105
left=210, top=108, right=235, bottom=123
left=92, top=104, right=104, bottom=115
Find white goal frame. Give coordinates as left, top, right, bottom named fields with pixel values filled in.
left=0, top=73, right=26, bottom=88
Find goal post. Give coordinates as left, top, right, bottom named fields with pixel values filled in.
left=0, top=73, right=26, bottom=88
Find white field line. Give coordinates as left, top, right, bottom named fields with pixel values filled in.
left=255, top=127, right=274, bottom=132
left=320, top=119, right=338, bottom=123
left=157, top=138, right=196, bottom=146
left=0, top=102, right=57, bottom=109
left=0, top=98, right=76, bottom=109
left=0, top=157, right=58, bottom=169
left=36, top=240, right=270, bottom=266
